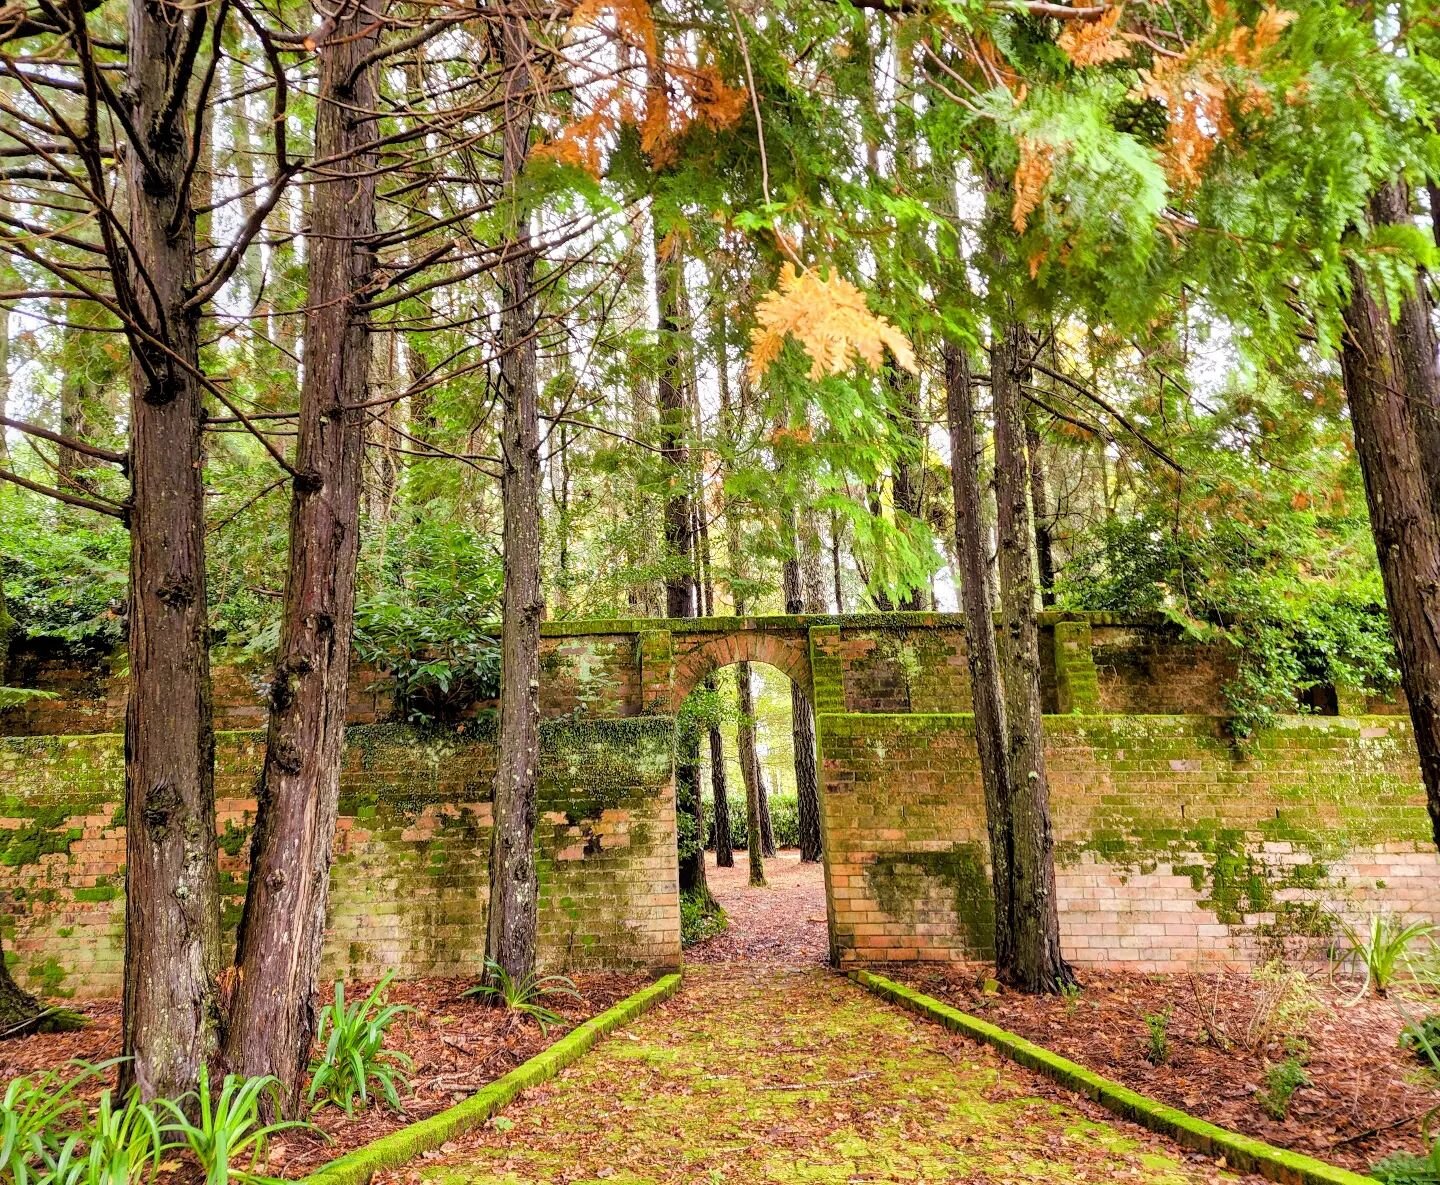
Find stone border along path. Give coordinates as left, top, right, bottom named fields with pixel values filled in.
left=387, top=965, right=1276, bottom=1185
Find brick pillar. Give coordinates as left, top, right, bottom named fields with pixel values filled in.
left=637, top=630, right=675, bottom=714
left=807, top=625, right=845, bottom=715
left=1053, top=619, right=1100, bottom=714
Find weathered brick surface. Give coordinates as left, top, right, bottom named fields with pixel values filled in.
left=1090, top=624, right=1237, bottom=716
left=0, top=721, right=679, bottom=998
left=820, top=712, right=1439, bottom=970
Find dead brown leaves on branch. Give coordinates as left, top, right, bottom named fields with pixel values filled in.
left=531, top=0, right=747, bottom=176
left=747, top=263, right=916, bottom=383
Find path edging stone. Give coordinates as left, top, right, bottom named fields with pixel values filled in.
left=853, top=970, right=1372, bottom=1185
left=301, top=972, right=683, bottom=1185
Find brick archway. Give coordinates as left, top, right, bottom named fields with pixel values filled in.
left=668, top=629, right=812, bottom=711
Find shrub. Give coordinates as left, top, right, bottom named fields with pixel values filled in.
left=1256, top=1056, right=1309, bottom=1120
left=464, top=958, right=583, bottom=1036
left=680, top=890, right=727, bottom=947
left=704, top=792, right=800, bottom=851
left=157, top=1069, right=309, bottom=1185
left=1244, top=962, right=1318, bottom=1054
left=307, top=972, right=414, bottom=1117
left=1058, top=979, right=1083, bottom=1016
left=1333, top=912, right=1436, bottom=999
left=45, top=1087, right=167, bottom=1185
left=1143, top=1008, right=1172, bottom=1065
left=1402, top=1015, right=1440, bottom=1065
left=1372, top=1142, right=1440, bottom=1185
left=0, top=1063, right=95, bottom=1185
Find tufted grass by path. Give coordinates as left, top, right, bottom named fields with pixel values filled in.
left=404, top=965, right=1253, bottom=1185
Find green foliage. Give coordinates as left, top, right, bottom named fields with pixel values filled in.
left=0, top=1062, right=96, bottom=1185
left=1142, top=1007, right=1171, bottom=1065
left=705, top=792, right=799, bottom=852
left=1400, top=1015, right=1440, bottom=1064
left=1255, top=1056, right=1309, bottom=1121
left=1058, top=978, right=1082, bottom=1016
left=680, top=889, right=727, bottom=947
left=1333, top=913, right=1436, bottom=1000
left=1372, top=1141, right=1440, bottom=1185
left=352, top=520, right=503, bottom=724
left=306, top=971, right=414, bottom=1117
left=1243, top=962, right=1318, bottom=1056
left=43, top=1087, right=167, bottom=1185
left=464, top=958, right=583, bottom=1035
left=0, top=503, right=127, bottom=656
left=156, top=1069, right=310, bottom=1185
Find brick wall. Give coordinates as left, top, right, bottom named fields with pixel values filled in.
left=0, top=721, right=679, bottom=999
left=819, top=712, right=1438, bottom=970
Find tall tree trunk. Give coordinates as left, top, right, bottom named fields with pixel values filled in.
left=830, top=509, right=845, bottom=613
left=784, top=547, right=822, bottom=862
left=1340, top=213, right=1440, bottom=851
left=223, top=0, right=382, bottom=1112
left=120, top=0, right=221, bottom=1100
left=1025, top=413, right=1056, bottom=607
left=698, top=511, right=733, bottom=868
left=1371, top=184, right=1440, bottom=522
left=656, top=230, right=710, bottom=902
left=991, top=322, right=1072, bottom=992
left=487, top=7, right=544, bottom=981
left=946, top=334, right=1071, bottom=993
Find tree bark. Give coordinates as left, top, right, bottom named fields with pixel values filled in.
left=655, top=228, right=710, bottom=901
left=784, top=548, right=822, bottom=863
left=1025, top=412, right=1056, bottom=607
left=119, top=0, right=222, bottom=1101
left=991, top=322, right=1072, bottom=992
left=223, top=0, right=383, bottom=1112
left=487, top=6, right=544, bottom=981
left=735, top=661, right=766, bottom=885
left=1340, top=227, right=1440, bottom=852
left=946, top=333, right=1071, bottom=994
left=698, top=515, right=733, bottom=868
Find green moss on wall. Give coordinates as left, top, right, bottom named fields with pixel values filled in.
left=866, top=845, right=996, bottom=956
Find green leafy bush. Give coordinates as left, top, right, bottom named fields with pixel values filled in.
left=1256, top=1056, right=1309, bottom=1120
left=1143, top=1008, right=1171, bottom=1065
left=0, top=1063, right=95, bottom=1185
left=1372, top=1142, right=1440, bottom=1185
left=307, top=972, right=414, bottom=1117
left=681, top=889, right=727, bottom=947
left=1402, top=1015, right=1440, bottom=1064
left=157, top=1069, right=309, bottom=1185
left=464, top=958, right=582, bottom=1035
left=45, top=1086, right=167, bottom=1185
left=704, top=792, right=800, bottom=851
left=352, top=520, right=502, bottom=724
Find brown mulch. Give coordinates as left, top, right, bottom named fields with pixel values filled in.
left=0, top=971, right=645, bottom=1179
left=898, top=963, right=1440, bottom=1174
left=687, top=850, right=830, bottom=967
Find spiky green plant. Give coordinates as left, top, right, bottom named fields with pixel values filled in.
left=157, top=1069, right=309, bottom=1185
left=464, top=958, right=583, bottom=1035
left=1333, top=912, right=1436, bottom=1000
left=307, top=972, right=414, bottom=1117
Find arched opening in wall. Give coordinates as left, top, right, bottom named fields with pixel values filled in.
left=676, top=659, right=829, bottom=968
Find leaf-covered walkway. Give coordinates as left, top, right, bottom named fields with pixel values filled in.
left=406, top=963, right=1249, bottom=1185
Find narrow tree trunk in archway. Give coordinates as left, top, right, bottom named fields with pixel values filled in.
left=784, top=547, right=822, bottom=863
left=736, top=661, right=766, bottom=886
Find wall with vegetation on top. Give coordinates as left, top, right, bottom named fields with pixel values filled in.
left=3, top=612, right=1436, bottom=982
left=0, top=721, right=679, bottom=999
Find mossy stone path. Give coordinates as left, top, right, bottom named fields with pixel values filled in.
left=413, top=966, right=1244, bottom=1185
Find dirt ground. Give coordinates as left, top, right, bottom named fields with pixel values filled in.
left=0, top=971, right=644, bottom=1179
left=897, top=963, right=1440, bottom=1174
left=687, top=850, right=830, bottom=967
